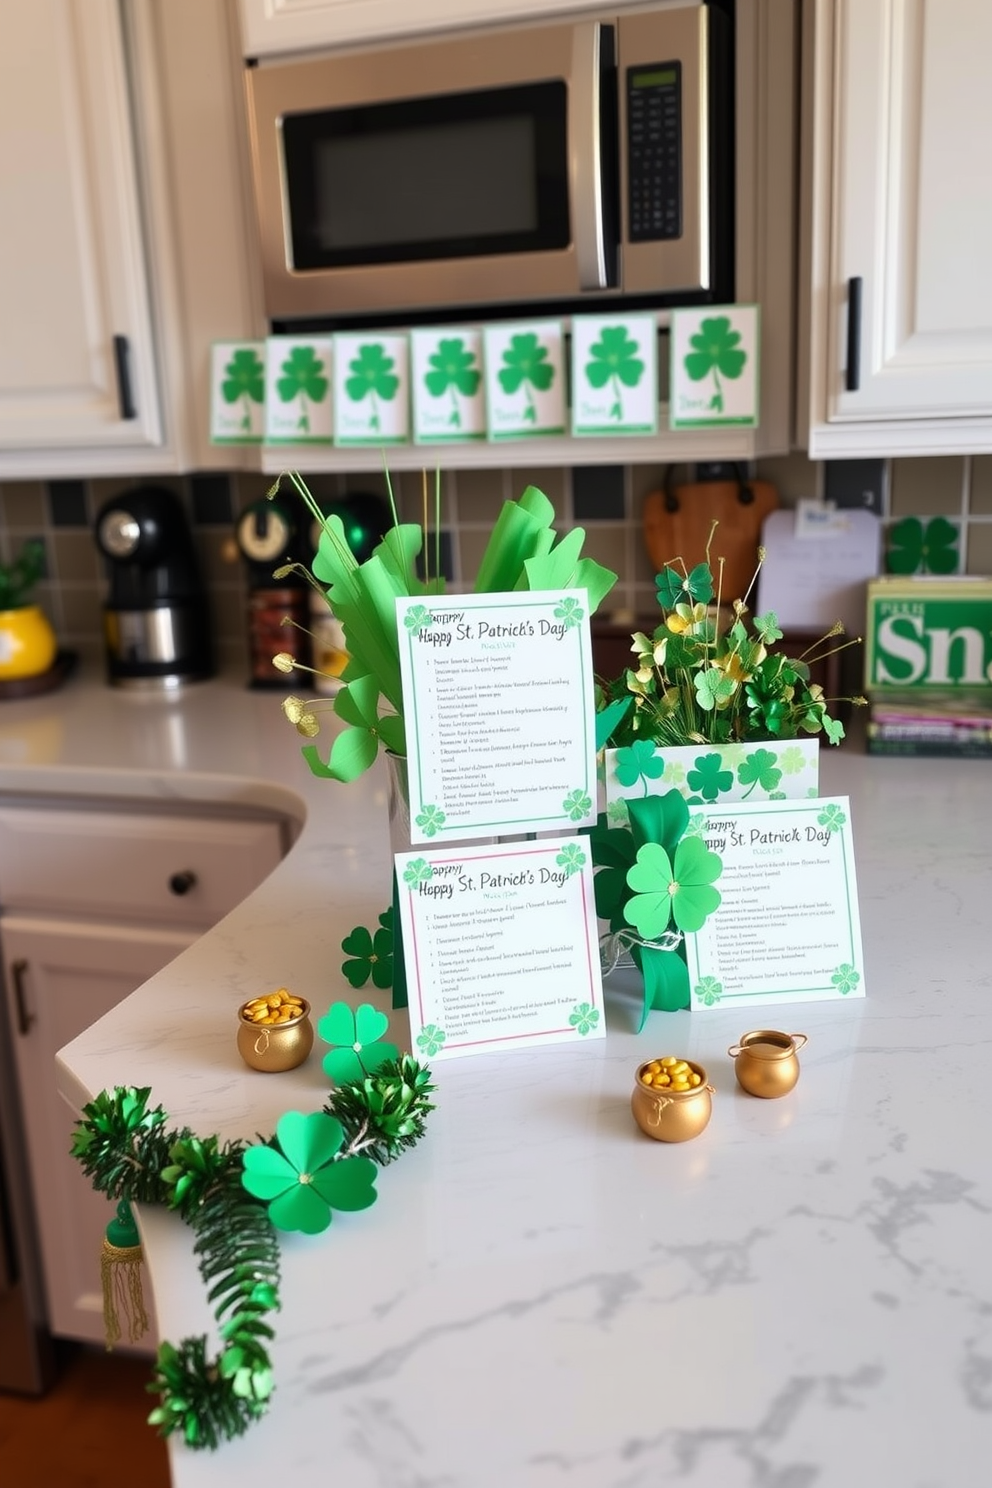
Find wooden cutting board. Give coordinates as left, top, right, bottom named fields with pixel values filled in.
left=643, top=476, right=779, bottom=604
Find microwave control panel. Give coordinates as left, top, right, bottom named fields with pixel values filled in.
left=626, top=61, right=682, bottom=243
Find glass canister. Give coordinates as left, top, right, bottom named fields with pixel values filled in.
left=728, top=1030, right=808, bottom=1098
left=631, top=1058, right=714, bottom=1142
left=237, top=993, right=314, bottom=1072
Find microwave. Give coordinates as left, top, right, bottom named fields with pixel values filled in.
left=244, top=3, right=733, bottom=329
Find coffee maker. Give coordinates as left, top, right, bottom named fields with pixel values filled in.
left=95, top=485, right=213, bottom=689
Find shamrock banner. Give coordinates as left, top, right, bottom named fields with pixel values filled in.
left=264, top=336, right=333, bottom=444
left=571, top=314, right=658, bottom=435
left=210, top=341, right=266, bottom=444
left=410, top=328, right=486, bottom=443
left=333, top=333, right=410, bottom=445
left=483, top=320, right=566, bottom=439
left=669, top=305, right=760, bottom=429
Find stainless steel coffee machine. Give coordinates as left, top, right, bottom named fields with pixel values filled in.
left=95, top=485, right=213, bottom=689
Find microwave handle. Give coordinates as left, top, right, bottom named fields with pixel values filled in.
left=570, top=23, right=610, bottom=292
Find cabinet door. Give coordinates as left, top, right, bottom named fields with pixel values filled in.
left=0, top=0, right=163, bottom=460
left=809, top=0, right=992, bottom=451
left=238, top=0, right=610, bottom=56
left=1, top=917, right=194, bottom=1347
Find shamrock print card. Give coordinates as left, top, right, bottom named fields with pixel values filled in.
left=483, top=320, right=566, bottom=439
left=683, top=796, right=865, bottom=1010
left=264, top=336, right=333, bottom=444
left=395, top=838, right=605, bottom=1062
left=604, top=739, right=820, bottom=815
left=210, top=341, right=266, bottom=444
left=571, top=315, right=658, bottom=435
left=333, top=333, right=409, bottom=444
left=669, top=305, right=759, bottom=429
left=410, top=327, right=486, bottom=443
left=395, top=590, right=597, bottom=843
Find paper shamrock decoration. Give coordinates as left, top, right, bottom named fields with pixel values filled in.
left=341, top=907, right=394, bottom=990
left=318, top=1001, right=398, bottom=1085
left=623, top=838, right=723, bottom=939
left=242, top=1112, right=378, bottom=1234
left=886, top=516, right=960, bottom=575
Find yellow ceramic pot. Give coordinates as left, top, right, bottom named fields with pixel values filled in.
left=631, top=1058, right=714, bottom=1142
left=0, top=605, right=57, bottom=680
left=728, top=1030, right=808, bottom=1098
left=237, top=996, right=314, bottom=1072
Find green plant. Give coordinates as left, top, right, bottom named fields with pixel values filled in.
left=598, top=542, right=864, bottom=750
left=0, top=538, right=46, bottom=609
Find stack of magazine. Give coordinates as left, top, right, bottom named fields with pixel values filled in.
left=864, top=576, right=992, bottom=757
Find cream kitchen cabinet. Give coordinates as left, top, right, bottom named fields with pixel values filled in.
left=802, top=0, right=992, bottom=457
left=0, top=800, right=286, bottom=1347
left=238, top=0, right=620, bottom=57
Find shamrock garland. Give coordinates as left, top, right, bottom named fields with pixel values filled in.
left=70, top=1013, right=434, bottom=1453
left=590, top=788, right=723, bottom=1027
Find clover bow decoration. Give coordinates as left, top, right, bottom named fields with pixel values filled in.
left=590, top=788, right=723, bottom=1028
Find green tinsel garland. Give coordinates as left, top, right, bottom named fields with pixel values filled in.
left=71, top=1056, right=434, bottom=1451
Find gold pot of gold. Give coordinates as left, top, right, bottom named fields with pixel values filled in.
left=237, top=990, right=313, bottom=1073
left=728, top=1030, right=807, bottom=1099
left=631, top=1057, right=714, bottom=1143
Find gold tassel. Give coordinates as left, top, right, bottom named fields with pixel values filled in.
left=101, top=1200, right=149, bottom=1349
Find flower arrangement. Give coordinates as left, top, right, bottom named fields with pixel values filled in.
left=596, top=539, right=864, bottom=751
left=270, top=470, right=618, bottom=782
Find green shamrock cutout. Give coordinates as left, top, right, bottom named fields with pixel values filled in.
left=584, top=326, right=644, bottom=420
left=694, top=667, right=736, bottom=713
left=831, top=963, right=860, bottom=995
left=683, top=315, right=746, bottom=412
left=416, top=804, right=446, bottom=838
left=340, top=908, right=394, bottom=990
left=655, top=562, right=714, bottom=609
left=568, top=1002, right=601, bottom=1035
left=302, top=674, right=405, bottom=784
left=275, top=346, right=328, bottom=432
left=686, top=752, right=734, bottom=802
left=818, top=804, right=847, bottom=834
left=554, top=596, right=584, bottom=629
left=694, top=976, right=723, bottom=1007
left=753, top=611, right=784, bottom=644
left=318, top=1002, right=398, bottom=1086
left=737, top=747, right=782, bottom=798
left=556, top=843, right=587, bottom=877
left=497, top=332, right=555, bottom=423
left=424, top=337, right=481, bottom=427
left=344, top=344, right=399, bottom=431
left=241, top=1112, right=377, bottom=1235
left=886, top=516, right=960, bottom=576
left=624, top=837, right=722, bottom=940
left=416, top=1024, right=446, bottom=1057
left=563, top=789, right=592, bottom=822
left=614, top=738, right=664, bottom=791
left=404, top=604, right=434, bottom=635
left=404, top=858, right=434, bottom=888
left=222, top=348, right=265, bottom=430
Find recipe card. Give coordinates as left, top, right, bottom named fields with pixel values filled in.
left=684, top=796, right=865, bottom=1010
left=396, top=590, right=597, bottom=843
left=395, top=838, right=605, bottom=1061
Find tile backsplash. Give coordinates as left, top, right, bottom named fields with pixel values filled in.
left=3, top=454, right=991, bottom=675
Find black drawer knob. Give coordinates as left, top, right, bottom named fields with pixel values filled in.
left=169, top=870, right=197, bottom=896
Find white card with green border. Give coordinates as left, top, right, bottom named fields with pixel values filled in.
left=210, top=341, right=265, bottom=444
left=396, top=589, right=597, bottom=844
left=333, top=333, right=409, bottom=445
left=682, top=795, right=865, bottom=1010
left=483, top=320, right=566, bottom=439
left=410, top=328, right=486, bottom=444
left=669, top=305, right=759, bottom=429
left=264, top=337, right=332, bottom=444
left=571, top=314, right=658, bottom=435
left=395, top=837, right=605, bottom=1062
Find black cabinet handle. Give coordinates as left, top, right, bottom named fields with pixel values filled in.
left=11, top=959, right=34, bottom=1036
left=845, top=277, right=863, bottom=392
left=169, top=871, right=198, bottom=897
left=112, top=334, right=137, bottom=420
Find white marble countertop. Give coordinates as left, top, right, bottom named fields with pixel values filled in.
left=20, top=660, right=992, bottom=1487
